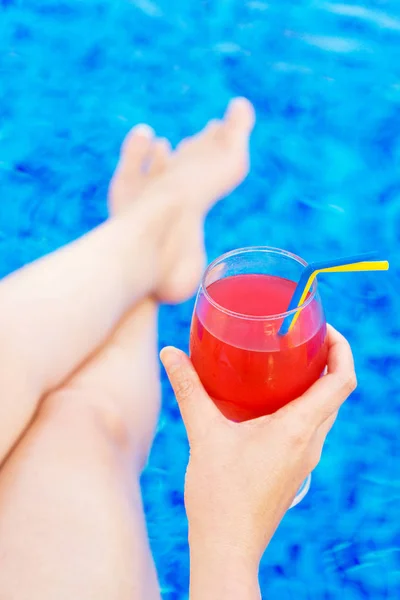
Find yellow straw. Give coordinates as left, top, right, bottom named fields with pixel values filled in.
left=287, top=260, right=389, bottom=332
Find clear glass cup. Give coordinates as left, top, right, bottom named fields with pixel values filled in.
left=189, top=246, right=328, bottom=506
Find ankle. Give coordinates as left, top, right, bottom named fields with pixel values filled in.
left=126, top=189, right=181, bottom=297
left=108, top=205, right=162, bottom=297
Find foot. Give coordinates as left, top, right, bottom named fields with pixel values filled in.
left=110, top=97, right=255, bottom=303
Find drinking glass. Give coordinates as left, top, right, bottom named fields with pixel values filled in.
left=189, top=246, right=328, bottom=507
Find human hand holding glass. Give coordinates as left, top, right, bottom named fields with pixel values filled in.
left=189, top=246, right=328, bottom=505
left=187, top=246, right=387, bottom=507
left=160, top=326, right=356, bottom=600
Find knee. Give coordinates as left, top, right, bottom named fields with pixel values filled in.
left=42, top=389, right=133, bottom=455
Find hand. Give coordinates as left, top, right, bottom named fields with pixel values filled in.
left=161, top=325, right=356, bottom=565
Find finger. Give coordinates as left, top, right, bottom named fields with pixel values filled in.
left=160, top=346, right=223, bottom=438
left=290, top=325, right=356, bottom=427
left=325, top=324, right=355, bottom=377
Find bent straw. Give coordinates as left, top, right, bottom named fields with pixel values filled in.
left=278, top=252, right=389, bottom=336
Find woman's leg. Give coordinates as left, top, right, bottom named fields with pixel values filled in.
left=0, top=98, right=254, bottom=465
left=0, top=128, right=173, bottom=600
left=0, top=299, right=161, bottom=600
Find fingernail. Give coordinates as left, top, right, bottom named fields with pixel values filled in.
left=133, top=124, right=154, bottom=138
left=160, top=347, right=183, bottom=371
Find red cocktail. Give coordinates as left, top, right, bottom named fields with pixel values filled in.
left=190, top=247, right=328, bottom=423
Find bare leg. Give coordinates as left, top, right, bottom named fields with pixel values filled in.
left=0, top=98, right=255, bottom=464
left=0, top=134, right=171, bottom=600
left=0, top=301, right=161, bottom=600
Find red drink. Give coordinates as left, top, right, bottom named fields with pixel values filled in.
left=190, top=273, right=328, bottom=421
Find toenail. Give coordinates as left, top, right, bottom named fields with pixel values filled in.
left=133, top=124, right=154, bottom=138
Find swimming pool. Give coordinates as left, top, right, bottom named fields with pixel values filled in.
left=1, top=1, right=399, bottom=597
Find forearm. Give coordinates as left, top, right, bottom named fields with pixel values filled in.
left=189, top=532, right=261, bottom=600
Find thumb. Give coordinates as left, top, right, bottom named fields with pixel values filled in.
left=160, top=346, right=222, bottom=438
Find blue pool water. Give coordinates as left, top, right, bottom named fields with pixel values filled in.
left=1, top=1, right=399, bottom=597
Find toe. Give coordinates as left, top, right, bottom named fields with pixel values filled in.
left=176, top=137, right=192, bottom=152
left=223, top=97, right=255, bottom=138
left=147, top=138, right=171, bottom=177
left=119, top=124, right=155, bottom=178
left=204, top=119, right=222, bottom=137
left=109, top=124, right=155, bottom=215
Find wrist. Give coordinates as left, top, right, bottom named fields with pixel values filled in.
left=189, top=528, right=261, bottom=600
